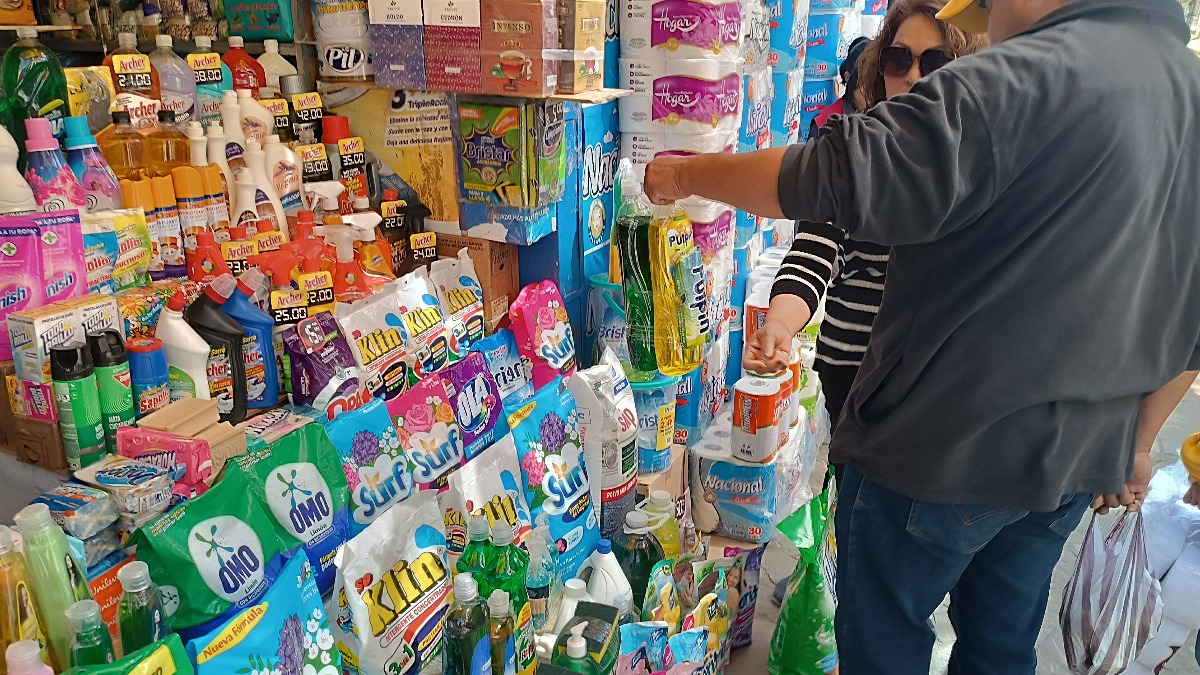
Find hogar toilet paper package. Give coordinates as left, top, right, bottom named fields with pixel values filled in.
left=765, top=0, right=809, bottom=72
left=805, top=9, right=861, bottom=80
left=619, top=57, right=745, bottom=133
left=769, top=68, right=802, bottom=146
left=621, top=0, right=744, bottom=59
left=620, top=129, right=739, bottom=165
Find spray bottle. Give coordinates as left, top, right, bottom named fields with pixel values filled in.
left=344, top=210, right=395, bottom=280
left=220, top=268, right=278, bottom=408
left=303, top=180, right=346, bottom=224
left=243, top=140, right=286, bottom=231
left=221, top=225, right=258, bottom=275
left=247, top=248, right=301, bottom=388
left=314, top=223, right=379, bottom=303
left=253, top=218, right=285, bottom=254
left=157, top=291, right=211, bottom=400
left=185, top=274, right=248, bottom=423
left=86, top=330, right=135, bottom=456
left=150, top=176, right=185, bottom=278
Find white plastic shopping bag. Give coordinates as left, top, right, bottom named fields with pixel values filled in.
left=1060, top=511, right=1163, bottom=675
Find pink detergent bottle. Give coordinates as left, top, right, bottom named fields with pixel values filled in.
left=23, top=117, right=86, bottom=212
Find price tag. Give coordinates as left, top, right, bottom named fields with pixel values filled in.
left=296, top=143, right=333, bottom=183
left=291, top=91, right=324, bottom=132
left=260, top=98, right=291, bottom=136
left=186, top=52, right=224, bottom=87
left=380, top=199, right=408, bottom=229
left=307, top=286, right=335, bottom=306
left=410, top=231, right=437, bottom=263
left=336, top=137, right=368, bottom=199
left=112, top=54, right=154, bottom=94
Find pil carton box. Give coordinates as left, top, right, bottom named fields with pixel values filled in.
left=555, top=0, right=605, bottom=93
left=458, top=97, right=567, bottom=208
left=481, top=0, right=560, bottom=96
left=435, top=233, right=520, bottom=331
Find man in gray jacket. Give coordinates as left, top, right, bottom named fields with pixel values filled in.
left=644, top=0, right=1200, bottom=671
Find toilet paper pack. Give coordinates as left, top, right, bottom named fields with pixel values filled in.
left=769, top=68, right=802, bottom=146
left=805, top=9, right=861, bottom=80
left=799, top=77, right=836, bottom=141
left=690, top=424, right=778, bottom=543
left=765, top=0, right=809, bottom=72
left=739, top=66, right=772, bottom=153
left=740, top=0, right=770, bottom=69
left=621, top=0, right=744, bottom=59
left=861, top=13, right=884, bottom=38
left=619, top=57, right=744, bottom=133
left=620, top=129, right=738, bottom=165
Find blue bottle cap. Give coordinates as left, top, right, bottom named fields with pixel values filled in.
left=597, top=538, right=611, bottom=554
left=63, top=116, right=97, bottom=149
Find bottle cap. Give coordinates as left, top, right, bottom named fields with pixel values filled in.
left=264, top=38, right=279, bottom=52
left=649, top=490, right=672, bottom=509
left=383, top=188, right=399, bottom=202
left=454, top=573, right=479, bottom=603
left=297, top=128, right=316, bottom=145
left=487, top=590, right=510, bottom=617
left=118, top=32, right=135, bottom=49
left=15, top=27, right=37, bottom=39
left=467, top=513, right=490, bottom=541
left=112, top=110, right=132, bottom=126
left=266, top=134, right=281, bottom=145
left=186, top=121, right=205, bottom=140
left=205, top=273, right=237, bottom=303
left=613, top=595, right=630, bottom=616
left=0, top=526, right=12, bottom=555
left=166, top=290, right=187, bottom=312
left=258, top=86, right=275, bottom=99
left=321, top=115, right=351, bottom=144
left=237, top=88, right=252, bottom=100
left=63, top=116, right=97, bottom=149
left=49, top=342, right=94, bottom=382
left=245, top=140, right=262, bottom=152
left=491, top=522, right=515, bottom=547
left=222, top=90, right=238, bottom=104
left=207, top=121, right=225, bottom=137
left=567, top=622, right=589, bottom=658
left=13, top=504, right=55, bottom=534
left=237, top=267, right=266, bottom=297
left=65, top=599, right=102, bottom=631
left=596, top=539, right=611, bottom=555
left=117, top=560, right=152, bottom=592
left=195, top=35, right=212, bottom=50
left=353, top=196, right=369, bottom=211
left=5, top=640, right=47, bottom=672
left=229, top=226, right=248, bottom=241
left=279, top=74, right=304, bottom=99
left=564, top=578, right=586, bottom=599
left=228, top=35, right=244, bottom=48
left=127, top=336, right=164, bottom=354
left=23, top=118, right=58, bottom=153
left=86, top=330, right=128, bottom=368
left=255, top=218, right=276, bottom=233
left=624, top=510, right=649, bottom=533
left=158, top=109, right=177, bottom=124
left=155, top=34, right=172, bottom=48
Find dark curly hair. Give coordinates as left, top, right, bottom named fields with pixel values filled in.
left=855, top=0, right=989, bottom=110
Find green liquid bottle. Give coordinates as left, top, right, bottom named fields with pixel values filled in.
left=87, top=331, right=136, bottom=456
left=65, top=600, right=113, bottom=668
left=1, top=28, right=70, bottom=163
left=456, top=514, right=491, bottom=579
left=49, top=343, right=106, bottom=471
left=614, top=212, right=657, bottom=379
left=485, top=524, right=534, bottom=675
left=446, top=573, right=491, bottom=675
left=612, top=511, right=665, bottom=610
left=116, top=561, right=167, bottom=654
left=487, top=590, right=515, bottom=675
left=550, top=622, right=600, bottom=675
left=13, top=505, right=89, bottom=671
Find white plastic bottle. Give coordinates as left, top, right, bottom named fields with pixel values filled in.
left=551, top=579, right=593, bottom=636
left=186, top=121, right=207, bottom=166
left=0, top=125, right=38, bottom=215
left=256, top=40, right=297, bottom=97
left=204, top=122, right=235, bottom=210
left=218, top=91, right=248, bottom=176
left=578, top=539, right=633, bottom=612
left=243, top=140, right=286, bottom=232
left=149, top=35, right=197, bottom=123
left=236, top=88, right=274, bottom=146
left=157, top=290, right=212, bottom=400
left=263, top=133, right=302, bottom=220
left=231, top=173, right=259, bottom=228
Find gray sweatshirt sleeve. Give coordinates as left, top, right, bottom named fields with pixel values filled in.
left=777, top=70, right=999, bottom=246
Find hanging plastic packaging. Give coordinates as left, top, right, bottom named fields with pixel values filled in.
left=282, top=312, right=366, bottom=419
left=384, top=373, right=465, bottom=490
left=649, top=203, right=708, bottom=376
left=396, top=268, right=457, bottom=380
left=469, top=329, right=534, bottom=407
left=430, top=248, right=487, bottom=354
left=185, top=555, right=340, bottom=675
left=504, top=377, right=600, bottom=578
left=510, top=280, right=578, bottom=388
left=230, top=424, right=351, bottom=594
left=129, top=468, right=292, bottom=639
left=338, top=285, right=415, bottom=401
left=331, top=491, right=449, bottom=675
left=440, top=434, right=535, bottom=564
left=322, top=397, right=415, bottom=535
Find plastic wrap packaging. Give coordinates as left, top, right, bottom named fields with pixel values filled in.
left=619, top=57, right=744, bottom=135
left=768, top=486, right=837, bottom=674
left=30, top=484, right=119, bottom=540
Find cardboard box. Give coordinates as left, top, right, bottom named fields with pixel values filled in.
left=0, top=0, right=36, bottom=25
left=556, top=0, right=605, bottom=93
left=194, top=422, right=249, bottom=485
left=12, top=415, right=69, bottom=474
left=8, top=303, right=82, bottom=384
left=0, top=361, right=15, bottom=452
left=69, top=295, right=123, bottom=339
left=137, top=398, right=221, bottom=436
left=436, top=233, right=520, bottom=332
left=458, top=202, right=557, bottom=245
left=458, top=97, right=567, bottom=208
left=481, top=0, right=560, bottom=96
left=637, top=444, right=690, bottom=520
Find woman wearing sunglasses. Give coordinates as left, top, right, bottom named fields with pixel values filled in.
left=744, top=0, right=987, bottom=430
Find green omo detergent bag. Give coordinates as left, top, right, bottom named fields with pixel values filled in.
left=131, top=468, right=292, bottom=639
left=62, top=634, right=193, bottom=674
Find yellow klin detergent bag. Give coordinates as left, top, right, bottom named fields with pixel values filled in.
left=331, top=491, right=451, bottom=675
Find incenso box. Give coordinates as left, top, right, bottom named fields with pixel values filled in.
left=481, top=0, right=560, bottom=96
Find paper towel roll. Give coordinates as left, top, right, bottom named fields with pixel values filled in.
left=619, top=57, right=745, bottom=133
left=622, top=0, right=745, bottom=59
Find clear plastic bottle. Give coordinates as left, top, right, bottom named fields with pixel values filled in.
left=447, top=573, right=491, bottom=675
left=641, top=490, right=681, bottom=558
left=483, top=524, right=529, bottom=609
left=96, top=111, right=146, bottom=180
left=613, top=177, right=658, bottom=378
left=13, top=505, right=89, bottom=670
left=192, top=36, right=232, bottom=126
left=116, top=561, right=167, bottom=654
left=144, top=109, right=189, bottom=177
left=256, top=40, right=297, bottom=97
left=5, top=640, right=52, bottom=675
left=65, top=599, right=113, bottom=667
left=149, top=35, right=197, bottom=124
left=1, top=27, right=70, bottom=151
left=457, top=514, right=491, bottom=578
left=487, top=590, right=516, bottom=675
left=0, top=526, right=47, bottom=670
left=104, top=33, right=162, bottom=131
left=525, top=539, right=553, bottom=633
left=611, top=511, right=665, bottom=611
left=648, top=205, right=707, bottom=376
left=222, top=37, right=266, bottom=98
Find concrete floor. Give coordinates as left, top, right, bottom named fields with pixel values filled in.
left=729, top=381, right=1200, bottom=674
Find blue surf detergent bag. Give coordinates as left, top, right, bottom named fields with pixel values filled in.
left=322, top=397, right=416, bottom=536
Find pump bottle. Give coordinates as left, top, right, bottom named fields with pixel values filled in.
left=344, top=210, right=395, bottom=280
left=551, top=623, right=599, bottom=675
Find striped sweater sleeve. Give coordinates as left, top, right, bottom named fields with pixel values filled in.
left=770, top=220, right=842, bottom=316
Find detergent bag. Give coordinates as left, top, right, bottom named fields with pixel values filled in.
left=323, top=398, right=416, bottom=535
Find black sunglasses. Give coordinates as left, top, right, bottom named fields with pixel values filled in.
left=878, top=45, right=956, bottom=78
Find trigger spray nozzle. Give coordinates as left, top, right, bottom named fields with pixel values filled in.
left=314, top=225, right=373, bottom=263
left=304, top=180, right=346, bottom=212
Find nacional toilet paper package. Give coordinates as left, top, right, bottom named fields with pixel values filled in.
left=741, top=0, right=771, bottom=69
left=805, top=9, right=862, bottom=80
left=619, top=57, right=745, bottom=133
left=799, top=76, right=836, bottom=141
left=621, top=0, right=744, bottom=58
left=690, top=420, right=779, bottom=543
left=769, top=68, right=802, bottom=146
left=620, top=128, right=739, bottom=165
left=739, top=66, right=772, bottom=153
left=765, top=0, right=809, bottom=71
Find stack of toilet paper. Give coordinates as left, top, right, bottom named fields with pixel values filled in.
left=800, top=0, right=861, bottom=139
left=861, top=0, right=886, bottom=38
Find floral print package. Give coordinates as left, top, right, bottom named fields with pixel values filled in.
left=504, top=376, right=600, bottom=578
left=510, top=280, right=578, bottom=389
left=322, top=398, right=415, bottom=536
left=385, top=373, right=466, bottom=490
left=186, top=555, right=341, bottom=675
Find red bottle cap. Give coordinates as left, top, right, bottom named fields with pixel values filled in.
left=383, top=189, right=399, bottom=202
left=167, top=291, right=187, bottom=312
left=321, top=116, right=351, bottom=145
left=126, top=337, right=164, bottom=353
left=195, top=230, right=217, bottom=248
left=229, top=226, right=248, bottom=241
left=205, top=274, right=237, bottom=303
left=255, top=218, right=275, bottom=234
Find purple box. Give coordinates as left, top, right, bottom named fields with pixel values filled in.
left=371, top=24, right=428, bottom=89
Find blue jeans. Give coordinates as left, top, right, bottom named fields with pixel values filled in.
left=835, top=464, right=1091, bottom=675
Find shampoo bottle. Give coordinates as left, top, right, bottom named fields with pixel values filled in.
left=5, top=640, right=53, bottom=675
left=13, top=504, right=89, bottom=669
left=0, top=526, right=47, bottom=667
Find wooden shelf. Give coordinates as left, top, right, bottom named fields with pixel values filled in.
left=0, top=24, right=81, bottom=31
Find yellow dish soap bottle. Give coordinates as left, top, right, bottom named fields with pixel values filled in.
left=648, top=204, right=708, bottom=376
left=0, top=526, right=48, bottom=670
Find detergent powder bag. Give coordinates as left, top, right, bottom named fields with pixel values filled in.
left=510, top=280, right=577, bottom=388
left=683, top=569, right=731, bottom=669
left=322, top=398, right=415, bottom=536
left=704, top=543, right=764, bottom=650
left=17, top=209, right=87, bottom=304
left=620, top=622, right=669, bottom=673
left=567, top=348, right=639, bottom=540
left=130, top=468, right=292, bottom=638
left=283, top=312, right=367, bottom=420
left=338, top=286, right=415, bottom=401
left=438, top=351, right=508, bottom=461
left=397, top=268, right=456, bottom=380
left=83, top=209, right=152, bottom=292
left=470, top=328, right=535, bottom=407
left=664, top=628, right=709, bottom=675
left=441, top=434, right=535, bottom=563
left=504, top=377, right=599, bottom=578
left=332, top=491, right=450, bottom=675
left=82, top=218, right=119, bottom=294
left=62, top=634, right=194, bottom=674
left=385, top=373, right=465, bottom=490
left=430, top=247, right=486, bottom=353
left=231, top=424, right=351, bottom=594
left=186, top=555, right=342, bottom=675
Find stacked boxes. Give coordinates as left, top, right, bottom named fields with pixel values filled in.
left=424, top=0, right=485, bottom=92
left=481, top=0, right=561, bottom=96
left=369, top=0, right=427, bottom=88
left=557, top=0, right=606, bottom=93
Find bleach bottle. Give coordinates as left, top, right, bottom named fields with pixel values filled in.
left=221, top=268, right=279, bottom=409
left=184, top=273, right=248, bottom=423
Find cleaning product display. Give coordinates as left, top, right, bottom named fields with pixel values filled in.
left=0, top=10, right=847, bottom=672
